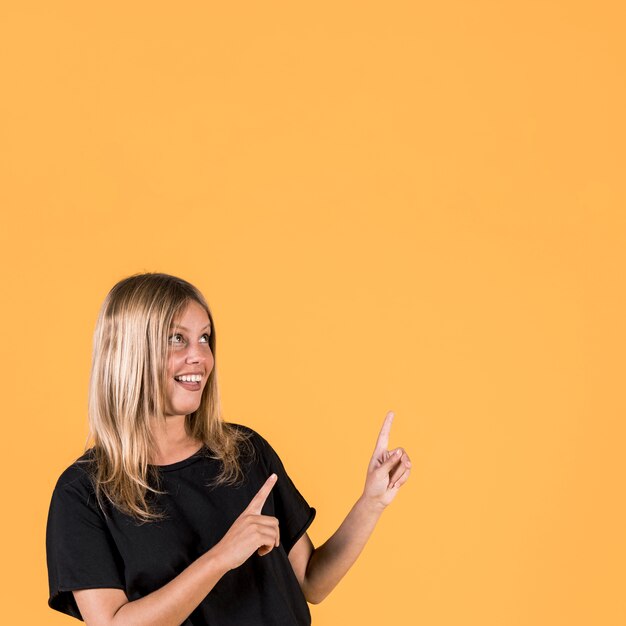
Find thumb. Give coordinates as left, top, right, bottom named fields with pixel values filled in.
left=244, top=473, right=277, bottom=515
left=378, top=449, right=402, bottom=473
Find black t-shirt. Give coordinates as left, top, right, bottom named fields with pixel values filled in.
left=46, top=423, right=316, bottom=625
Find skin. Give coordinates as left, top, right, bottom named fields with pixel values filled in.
left=73, top=301, right=412, bottom=624
left=150, top=299, right=214, bottom=465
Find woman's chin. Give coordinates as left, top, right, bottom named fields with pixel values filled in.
left=180, top=403, right=201, bottom=415
left=165, top=402, right=202, bottom=417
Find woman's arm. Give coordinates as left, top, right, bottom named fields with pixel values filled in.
left=75, top=473, right=280, bottom=626
left=293, top=411, right=411, bottom=604
left=288, top=499, right=384, bottom=605
left=74, top=547, right=228, bottom=626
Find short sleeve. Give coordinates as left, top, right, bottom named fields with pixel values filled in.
left=46, top=468, right=126, bottom=620
left=251, top=431, right=317, bottom=555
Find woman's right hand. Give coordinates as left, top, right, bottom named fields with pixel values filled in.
left=212, top=474, right=280, bottom=571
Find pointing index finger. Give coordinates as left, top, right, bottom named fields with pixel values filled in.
left=245, top=473, right=277, bottom=515
left=374, top=411, right=394, bottom=454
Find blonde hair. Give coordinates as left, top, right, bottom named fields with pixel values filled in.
left=81, top=272, right=253, bottom=522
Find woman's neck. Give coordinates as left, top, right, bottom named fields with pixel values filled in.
left=150, top=415, right=202, bottom=465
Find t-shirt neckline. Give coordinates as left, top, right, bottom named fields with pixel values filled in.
left=150, top=444, right=207, bottom=472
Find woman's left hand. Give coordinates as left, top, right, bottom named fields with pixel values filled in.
left=362, top=411, right=411, bottom=509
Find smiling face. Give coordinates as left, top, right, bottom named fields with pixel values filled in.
left=164, top=299, right=215, bottom=420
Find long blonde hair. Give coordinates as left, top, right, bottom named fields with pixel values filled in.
left=82, top=272, right=253, bottom=522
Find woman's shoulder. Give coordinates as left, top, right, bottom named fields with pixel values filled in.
left=225, top=421, right=273, bottom=448
left=53, top=448, right=97, bottom=493
left=225, top=421, right=262, bottom=440
left=225, top=421, right=283, bottom=463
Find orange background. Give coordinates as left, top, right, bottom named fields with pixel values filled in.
left=1, top=2, right=625, bottom=624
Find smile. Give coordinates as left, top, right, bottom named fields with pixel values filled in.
left=174, top=379, right=202, bottom=391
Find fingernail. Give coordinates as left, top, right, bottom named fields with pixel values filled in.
left=396, top=449, right=402, bottom=456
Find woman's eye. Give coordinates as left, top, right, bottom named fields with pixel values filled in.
left=168, top=333, right=210, bottom=345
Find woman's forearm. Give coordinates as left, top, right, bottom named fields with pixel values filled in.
left=303, top=494, right=384, bottom=604
left=303, top=412, right=412, bottom=605
left=111, top=548, right=229, bottom=626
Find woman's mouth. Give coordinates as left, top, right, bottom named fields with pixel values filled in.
left=173, top=375, right=202, bottom=391
left=175, top=380, right=201, bottom=391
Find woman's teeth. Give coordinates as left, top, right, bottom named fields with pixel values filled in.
left=174, top=375, right=202, bottom=382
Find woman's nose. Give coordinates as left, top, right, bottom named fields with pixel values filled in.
left=185, top=345, right=206, bottom=363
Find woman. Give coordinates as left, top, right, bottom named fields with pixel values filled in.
left=46, top=272, right=411, bottom=625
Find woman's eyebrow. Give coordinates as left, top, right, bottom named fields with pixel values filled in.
left=170, top=323, right=211, bottom=331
